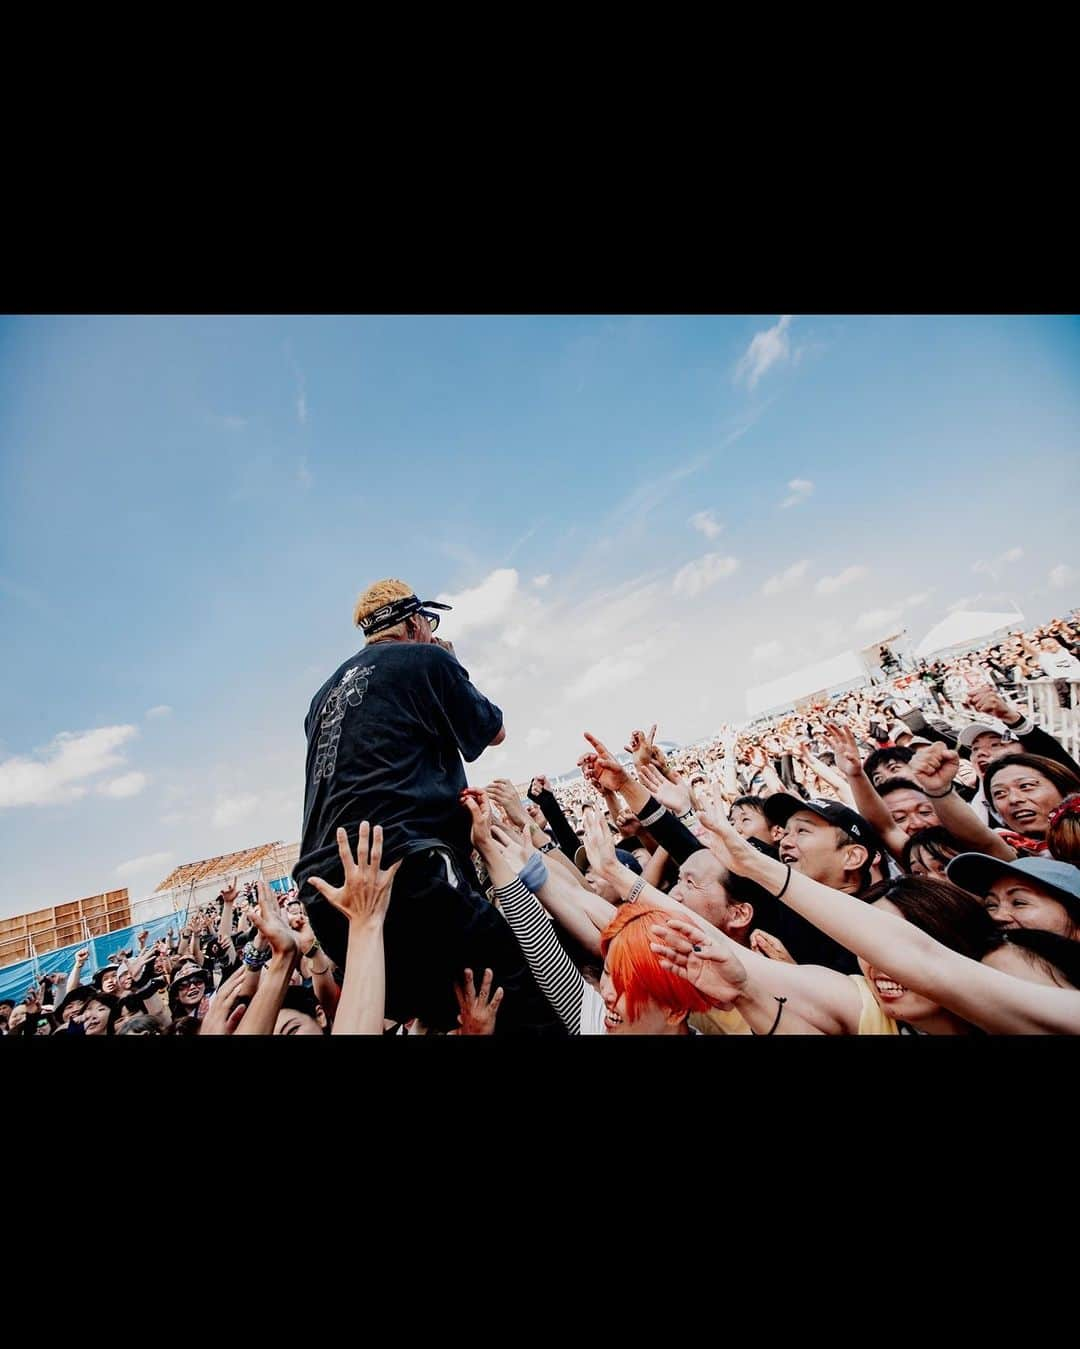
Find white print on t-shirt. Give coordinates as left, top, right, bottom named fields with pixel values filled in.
left=314, top=665, right=374, bottom=782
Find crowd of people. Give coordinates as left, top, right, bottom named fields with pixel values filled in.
left=4, top=587, right=1079, bottom=1039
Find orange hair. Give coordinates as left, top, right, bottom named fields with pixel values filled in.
left=599, top=902, right=713, bottom=1023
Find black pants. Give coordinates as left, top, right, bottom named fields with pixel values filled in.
left=307, top=846, right=566, bottom=1038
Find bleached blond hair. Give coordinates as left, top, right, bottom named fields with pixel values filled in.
left=353, top=577, right=414, bottom=642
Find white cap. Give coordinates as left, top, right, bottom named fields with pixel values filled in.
left=957, top=719, right=1010, bottom=749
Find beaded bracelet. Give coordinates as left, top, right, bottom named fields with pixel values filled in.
left=243, top=946, right=271, bottom=970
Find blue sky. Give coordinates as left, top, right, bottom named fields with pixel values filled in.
left=1, top=313, right=1078, bottom=915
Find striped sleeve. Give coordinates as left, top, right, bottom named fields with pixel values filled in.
left=493, top=876, right=585, bottom=1035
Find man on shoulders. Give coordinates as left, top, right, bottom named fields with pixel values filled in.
left=294, top=577, right=561, bottom=1036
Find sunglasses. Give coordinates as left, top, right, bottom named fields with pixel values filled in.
left=174, top=975, right=206, bottom=991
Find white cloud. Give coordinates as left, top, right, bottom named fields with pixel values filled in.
left=297, top=393, right=307, bottom=424
left=297, top=457, right=312, bottom=488
left=815, top=565, right=867, bottom=596
left=1049, top=563, right=1075, bottom=591
left=762, top=559, right=811, bottom=597
left=145, top=705, right=172, bottom=720
left=689, top=509, right=723, bottom=540
left=212, top=794, right=260, bottom=829
left=0, top=725, right=138, bottom=809
left=672, top=553, right=740, bottom=598
left=735, top=315, right=794, bottom=389
left=525, top=727, right=552, bottom=749
left=437, top=568, right=520, bottom=636
left=780, top=478, right=814, bottom=509
left=855, top=607, right=902, bottom=634
left=973, top=547, right=1024, bottom=580
left=902, top=590, right=934, bottom=608
left=566, top=656, right=644, bottom=702
left=115, top=851, right=173, bottom=880
left=752, top=640, right=784, bottom=664
left=532, top=574, right=551, bottom=588
left=98, top=772, right=148, bottom=799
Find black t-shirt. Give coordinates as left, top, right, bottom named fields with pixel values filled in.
left=293, top=640, right=503, bottom=900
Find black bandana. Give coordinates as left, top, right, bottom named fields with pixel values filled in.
left=359, top=594, right=452, bottom=637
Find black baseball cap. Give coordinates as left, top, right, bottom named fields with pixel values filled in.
left=764, top=794, right=885, bottom=861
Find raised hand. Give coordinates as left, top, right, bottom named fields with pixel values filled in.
left=579, top=732, right=631, bottom=794
left=220, top=877, right=240, bottom=905
left=966, top=685, right=1017, bottom=723
left=750, top=930, right=797, bottom=964
left=489, top=818, right=535, bottom=872
left=308, top=823, right=402, bottom=930
left=638, top=761, right=691, bottom=817
left=487, top=778, right=528, bottom=829
left=615, top=810, right=642, bottom=838
left=199, top=965, right=250, bottom=1036
left=293, top=908, right=319, bottom=957
left=247, top=878, right=301, bottom=961
left=449, top=968, right=504, bottom=1036
left=581, top=802, right=621, bottom=881
left=628, top=724, right=669, bottom=773
left=648, top=916, right=748, bottom=1008
left=461, top=788, right=496, bottom=855
left=908, top=743, right=959, bottom=797
left=528, top=774, right=552, bottom=799
left=823, top=721, right=864, bottom=780
left=695, top=808, right=760, bottom=879
left=74, top=948, right=89, bottom=966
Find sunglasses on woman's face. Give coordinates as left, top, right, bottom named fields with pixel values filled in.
left=175, top=976, right=205, bottom=991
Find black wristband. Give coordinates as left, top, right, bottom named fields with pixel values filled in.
left=773, top=864, right=792, bottom=901
left=923, top=784, right=954, bottom=799
left=751, top=996, right=788, bottom=1036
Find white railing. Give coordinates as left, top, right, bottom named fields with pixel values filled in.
left=1015, top=678, right=1080, bottom=763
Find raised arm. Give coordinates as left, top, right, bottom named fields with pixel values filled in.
left=580, top=805, right=859, bottom=1034
left=823, top=722, right=909, bottom=858
left=463, top=792, right=586, bottom=1034
left=527, top=775, right=582, bottom=860
left=216, top=878, right=239, bottom=964
left=309, top=824, right=400, bottom=1036
left=907, top=743, right=1017, bottom=861
left=231, top=880, right=301, bottom=1035
left=66, top=947, right=89, bottom=995
left=967, top=685, right=1080, bottom=776
left=695, top=809, right=1080, bottom=1035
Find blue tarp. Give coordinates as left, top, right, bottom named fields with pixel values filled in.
left=0, top=911, right=184, bottom=1006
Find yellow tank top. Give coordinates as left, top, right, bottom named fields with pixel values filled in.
left=690, top=1006, right=753, bottom=1036
left=849, top=975, right=900, bottom=1036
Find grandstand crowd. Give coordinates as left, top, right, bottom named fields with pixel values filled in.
left=4, top=596, right=1080, bottom=1039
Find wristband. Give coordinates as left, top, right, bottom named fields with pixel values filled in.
left=923, top=784, right=954, bottom=799
left=518, top=853, right=550, bottom=894
left=242, top=946, right=271, bottom=970
left=538, top=840, right=558, bottom=855
left=751, top=996, right=788, bottom=1036
left=678, top=809, right=696, bottom=823
left=626, top=877, right=647, bottom=905
left=637, top=800, right=666, bottom=829
left=303, top=942, right=320, bottom=960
